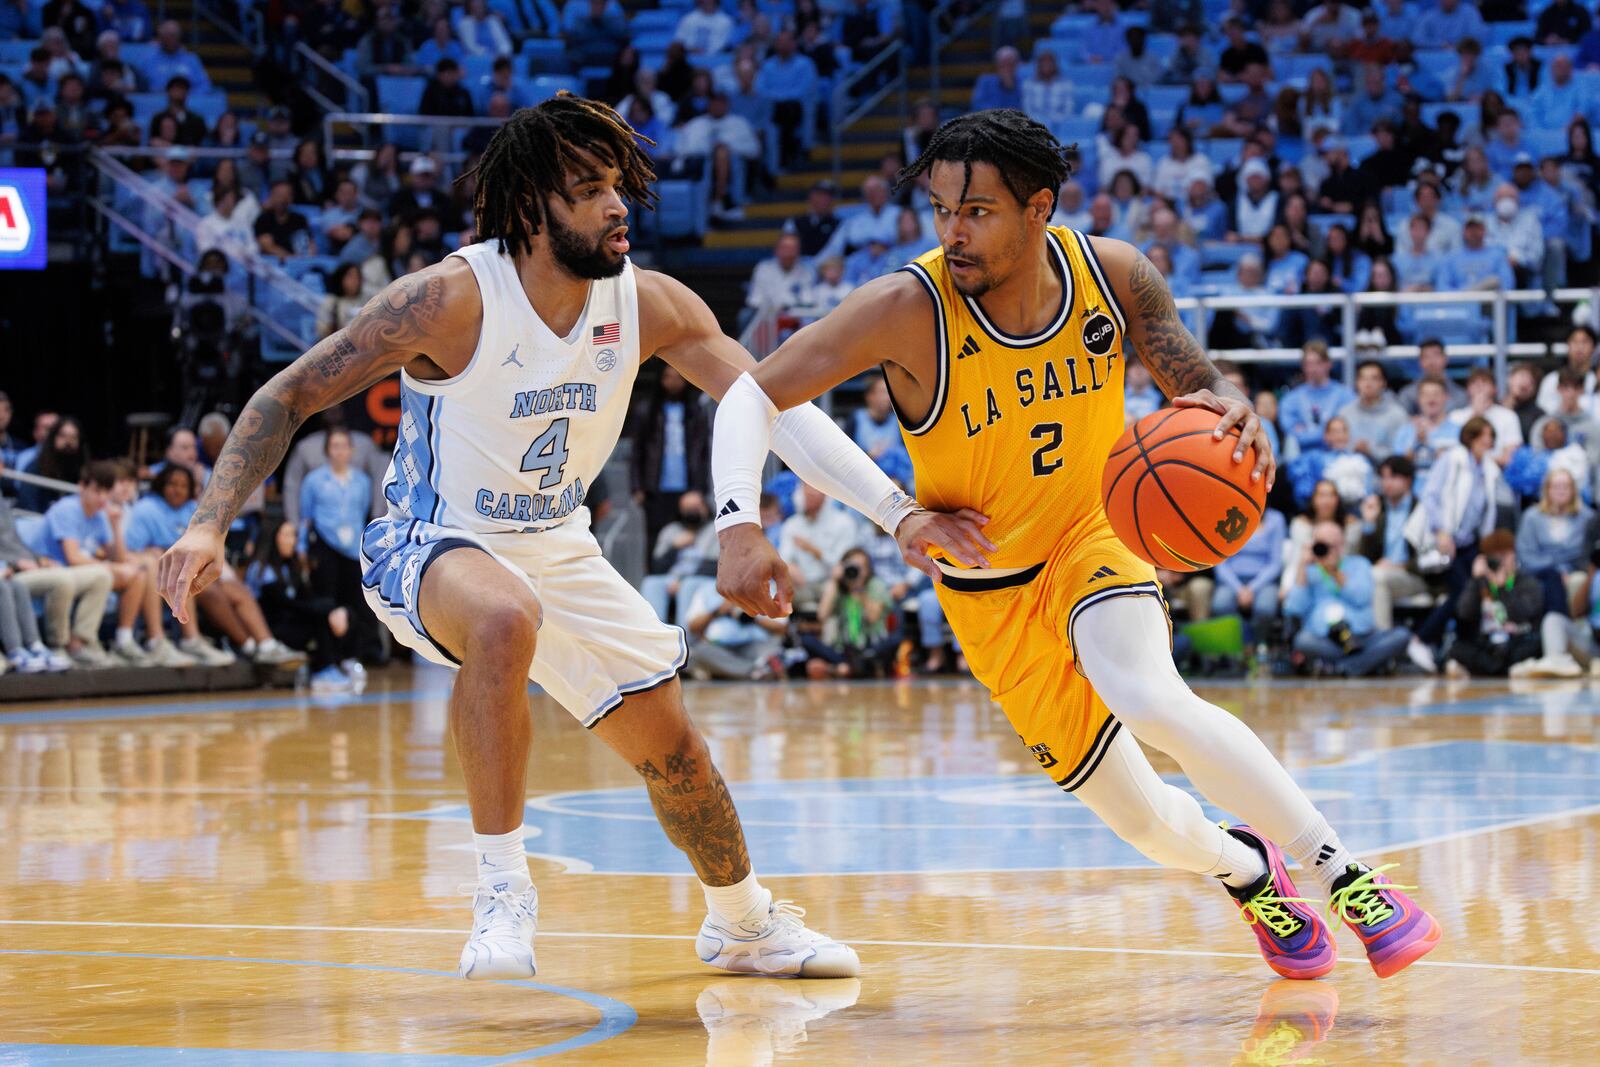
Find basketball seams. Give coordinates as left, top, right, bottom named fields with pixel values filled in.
left=1146, top=458, right=1265, bottom=517
left=1130, top=453, right=1227, bottom=565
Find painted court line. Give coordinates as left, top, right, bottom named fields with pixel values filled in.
left=3, top=920, right=1596, bottom=978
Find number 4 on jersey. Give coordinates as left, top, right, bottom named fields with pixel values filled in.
left=521, top=418, right=570, bottom=489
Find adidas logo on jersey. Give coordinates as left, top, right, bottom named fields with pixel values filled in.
left=1086, top=566, right=1118, bottom=583
left=717, top=500, right=740, bottom=518
left=957, top=334, right=982, bottom=360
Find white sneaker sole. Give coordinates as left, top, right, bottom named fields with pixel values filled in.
left=458, top=939, right=536, bottom=980
left=696, top=933, right=861, bottom=978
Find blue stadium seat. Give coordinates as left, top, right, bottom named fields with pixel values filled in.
left=528, top=74, right=581, bottom=103
left=460, top=54, right=495, bottom=88
left=522, top=38, right=568, bottom=73
left=1051, top=117, right=1100, bottom=144
left=1411, top=49, right=1457, bottom=88
left=1275, top=54, right=1333, bottom=84
left=0, top=41, right=36, bottom=65
left=1345, top=135, right=1377, bottom=163
left=1201, top=137, right=1244, bottom=168
left=1050, top=14, right=1095, bottom=37
left=1201, top=243, right=1252, bottom=270
left=488, top=0, right=530, bottom=33
left=632, top=30, right=675, bottom=53
left=1525, top=128, right=1565, bottom=160
left=1489, top=21, right=1536, bottom=47
left=655, top=178, right=707, bottom=239
left=630, top=9, right=679, bottom=33
left=189, top=90, right=229, bottom=126
left=1309, top=213, right=1355, bottom=233
left=376, top=74, right=426, bottom=114
left=1218, top=83, right=1248, bottom=105
left=376, top=75, right=428, bottom=148
left=1146, top=85, right=1188, bottom=113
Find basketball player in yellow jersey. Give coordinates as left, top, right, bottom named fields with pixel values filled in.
left=711, top=110, right=1440, bottom=980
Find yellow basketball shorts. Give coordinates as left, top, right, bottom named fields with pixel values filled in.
left=936, top=523, right=1167, bottom=792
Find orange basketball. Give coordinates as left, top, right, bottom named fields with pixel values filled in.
left=1100, top=407, right=1269, bottom=572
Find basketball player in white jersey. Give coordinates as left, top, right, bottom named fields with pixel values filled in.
left=158, top=95, right=991, bottom=981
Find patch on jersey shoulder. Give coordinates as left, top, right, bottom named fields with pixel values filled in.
left=594, top=347, right=617, bottom=372
left=1081, top=305, right=1117, bottom=356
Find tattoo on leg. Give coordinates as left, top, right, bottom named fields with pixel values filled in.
left=639, top=744, right=751, bottom=886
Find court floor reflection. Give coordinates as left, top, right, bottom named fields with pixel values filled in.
left=0, top=671, right=1597, bottom=1063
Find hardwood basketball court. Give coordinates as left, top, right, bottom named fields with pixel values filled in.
left=2, top=670, right=1597, bottom=1063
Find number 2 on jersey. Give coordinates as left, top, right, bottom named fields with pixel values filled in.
left=1030, top=423, right=1064, bottom=476
left=521, top=418, right=570, bottom=489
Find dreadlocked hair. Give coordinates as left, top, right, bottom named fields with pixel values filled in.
left=893, top=108, right=1076, bottom=215
left=464, top=91, right=658, bottom=257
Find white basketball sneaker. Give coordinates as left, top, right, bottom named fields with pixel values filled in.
left=696, top=899, right=860, bottom=978
left=457, top=876, right=538, bottom=980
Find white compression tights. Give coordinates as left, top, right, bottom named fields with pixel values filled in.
left=1071, top=595, right=1332, bottom=877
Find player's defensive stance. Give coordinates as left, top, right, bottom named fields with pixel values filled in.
left=159, top=96, right=988, bottom=981
left=712, top=110, right=1441, bottom=980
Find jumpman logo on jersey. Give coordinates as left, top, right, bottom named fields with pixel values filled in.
left=502, top=344, right=523, bottom=369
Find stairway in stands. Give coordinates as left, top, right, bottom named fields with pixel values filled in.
left=700, top=1, right=1054, bottom=259
left=173, top=0, right=269, bottom=116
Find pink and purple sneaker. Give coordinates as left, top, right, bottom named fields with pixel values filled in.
left=1326, top=863, right=1442, bottom=978
left=1223, top=825, right=1338, bottom=980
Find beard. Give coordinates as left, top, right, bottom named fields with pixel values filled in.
left=546, top=212, right=626, bottom=280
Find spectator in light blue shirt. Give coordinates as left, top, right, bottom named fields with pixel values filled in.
left=298, top=431, right=372, bottom=561
left=970, top=46, right=1023, bottom=111
left=123, top=468, right=196, bottom=554
left=852, top=377, right=911, bottom=471
left=1279, top=342, right=1357, bottom=454
left=1529, top=54, right=1594, bottom=130
left=141, top=20, right=211, bottom=93
left=1212, top=506, right=1286, bottom=639
left=1342, top=64, right=1403, bottom=134
left=1434, top=215, right=1515, bottom=291
left=755, top=31, right=818, bottom=167
left=844, top=239, right=895, bottom=286
left=1412, top=0, right=1487, bottom=51
left=1141, top=206, right=1202, bottom=288
left=1182, top=179, right=1229, bottom=242
left=32, top=481, right=114, bottom=565
left=818, top=176, right=899, bottom=260
left=1484, top=111, right=1529, bottom=178
left=1081, top=0, right=1124, bottom=64
left=103, top=0, right=154, bottom=43
left=1391, top=214, right=1443, bottom=290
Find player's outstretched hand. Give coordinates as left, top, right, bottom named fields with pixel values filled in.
left=158, top=527, right=226, bottom=625
left=1173, top=389, right=1276, bottom=490
left=716, top=523, right=795, bottom=618
left=895, top=507, right=996, bottom=580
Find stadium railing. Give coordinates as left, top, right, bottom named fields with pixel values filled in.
left=928, top=0, right=998, bottom=106
left=294, top=42, right=372, bottom=115
left=741, top=287, right=1600, bottom=391
left=87, top=148, right=325, bottom=357
left=830, top=40, right=908, bottom=183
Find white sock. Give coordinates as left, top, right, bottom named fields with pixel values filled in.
left=1284, top=816, right=1363, bottom=893
left=1205, top=831, right=1270, bottom=890
left=473, top=829, right=530, bottom=888
left=242, top=638, right=258, bottom=655
left=702, top=870, right=769, bottom=925
left=115, top=627, right=134, bottom=646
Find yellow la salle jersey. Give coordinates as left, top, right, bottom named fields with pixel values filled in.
left=891, top=226, right=1130, bottom=570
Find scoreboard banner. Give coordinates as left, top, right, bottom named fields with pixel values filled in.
left=0, top=168, right=47, bottom=271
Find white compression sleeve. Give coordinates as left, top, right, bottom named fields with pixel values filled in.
left=711, top=372, right=777, bottom=532
left=771, top=402, right=918, bottom=534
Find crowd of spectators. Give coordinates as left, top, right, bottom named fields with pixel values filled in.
left=0, top=392, right=385, bottom=691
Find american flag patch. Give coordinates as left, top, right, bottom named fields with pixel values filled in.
left=593, top=322, right=621, bottom=345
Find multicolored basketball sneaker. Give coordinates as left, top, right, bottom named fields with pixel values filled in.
left=1326, top=863, right=1441, bottom=978
left=1223, top=825, right=1338, bottom=980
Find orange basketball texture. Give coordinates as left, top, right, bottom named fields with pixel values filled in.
left=1100, top=408, right=1269, bottom=572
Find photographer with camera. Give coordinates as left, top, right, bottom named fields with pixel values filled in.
left=1285, top=520, right=1414, bottom=676
left=682, top=583, right=789, bottom=681
left=1442, top=529, right=1551, bottom=678
left=798, top=547, right=898, bottom=680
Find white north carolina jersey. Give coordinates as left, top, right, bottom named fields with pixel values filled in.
left=382, top=241, right=642, bottom=534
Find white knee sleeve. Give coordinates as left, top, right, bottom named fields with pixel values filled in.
left=1075, top=595, right=1324, bottom=848
left=1074, top=729, right=1230, bottom=874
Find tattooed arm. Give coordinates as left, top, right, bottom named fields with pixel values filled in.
left=157, top=261, right=481, bottom=620
left=1093, top=237, right=1276, bottom=488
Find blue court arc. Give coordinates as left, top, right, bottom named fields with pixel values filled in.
left=385, top=740, right=1600, bottom=876
left=0, top=951, right=637, bottom=1065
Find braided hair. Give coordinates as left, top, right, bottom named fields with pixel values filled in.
left=893, top=109, right=1075, bottom=216
left=464, top=92, right=658, bottom=257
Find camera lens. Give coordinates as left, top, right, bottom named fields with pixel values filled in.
left=1311, top=542, right=1330, bottom=558
left=842, top=562, right=862, bottom=581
